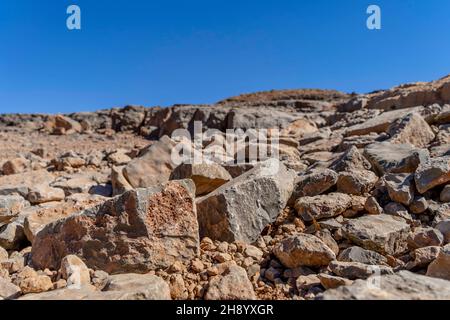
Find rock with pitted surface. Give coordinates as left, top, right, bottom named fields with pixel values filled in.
left=31, top=180, right=199, bottom=273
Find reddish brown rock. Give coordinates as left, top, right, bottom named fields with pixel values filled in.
left=31, top=180, right=199, bottom=273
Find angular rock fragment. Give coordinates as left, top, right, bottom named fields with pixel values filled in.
left=364, top=142, right=429, bottom=175
left=387, top=112, right=435, bottom=148
left=27, top=186, right=65, bottom=205
left=0, top=195, right=28, bottom=226
left=329, top=261, right=393, bottom=280
left=197, top=159, right=295, bottom=243
left=337, top=170, right=378, bottom=195
left=0, top=277, right=21, bottom=300
left=415, top=156, right=450, bottom=194
left=436, top=219, right=450, bottom=244
left=364, top=197, right=383, bottom=215
left=384, top=173, right=415, bottom=206
left=0, top=170, right=55, bottom=197
left=13, top=266, right=53, bottom=294
left=60, top=255, right=91, bottom=288
left=345, top=107, right=423, bottom=137
left=53, top=115, right=82, bottom=135
left=123, top=136, right=177, bottom=188
left=111, top=166, right=133, bottom=196
left=406, top=246, right=441, bottom=269
left=342, top=214, right=410, bottom=255
left=318, top=273, right=353, bottom=290
left=20, top=273, right=171, bottom=300
left=288, top=169, right=338, bottom=204
left=2, top=157, right=30, bottom=175
left=407, top=227, right=444, bottom=249
left=170, top=163, right=232, bottom=196
left=441, top=185, right=450, bottom=203
left=273, top=233, right=336, bottom=268
left=322, top=271, right=450, bottom=300
left=205, top=265, right=256, bottom=300
left=0, top=222, right=27, bottom=250
left=295, top=193, right=352, bottom=222
left=427, top=244, right=450, bottom=281
left=329, top=146, right=372, bottom=172
left=338, top=246, right=388, bottom=266
left=31, top=180, right=199, bottom=273
left=410, top=196, right=428, bottom=214
left=23, top=195, right=106, bottom=243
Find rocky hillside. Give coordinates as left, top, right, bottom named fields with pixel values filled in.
left=1, top=75, right=450, bottom=300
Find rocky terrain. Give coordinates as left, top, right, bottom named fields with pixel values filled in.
left=1, top=75, right=450, bottom=300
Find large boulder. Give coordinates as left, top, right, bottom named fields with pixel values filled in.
left=197, top=159, right=295, bottom=243
left=31, top=180, right=199, bottom=273
left=123, top=136, right=177, bottom=188
left=322, top=271, right=450, bottom=300
left=342, top=214, right=410, bottom=255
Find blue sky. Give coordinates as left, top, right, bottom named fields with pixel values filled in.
left=1, top=0, right=450, bottom=114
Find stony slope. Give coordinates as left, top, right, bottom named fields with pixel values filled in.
left=0, top=75, right=450, bottom=300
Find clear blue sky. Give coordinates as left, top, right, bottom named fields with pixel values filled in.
left=1, top=0, right=450, bottom=114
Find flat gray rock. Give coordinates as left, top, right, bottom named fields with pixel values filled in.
left=322, top=271, right=450, bottom=300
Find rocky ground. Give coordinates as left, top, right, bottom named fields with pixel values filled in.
left=1, top=75, right=450, bottom=300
